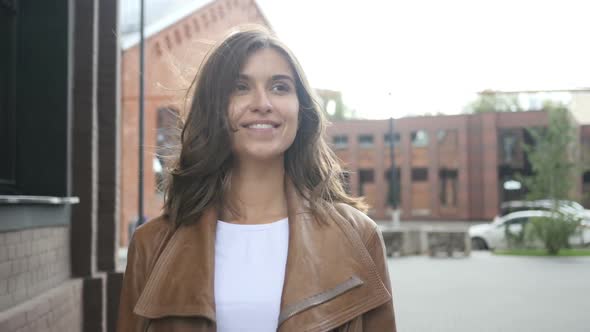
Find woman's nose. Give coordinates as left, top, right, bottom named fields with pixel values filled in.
left=250, top=88, right=272, bottom=113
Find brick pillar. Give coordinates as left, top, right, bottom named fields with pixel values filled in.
left=374, top=123, right=386, bottom=219
left=481, top=113, right=499, bottom=219
left=97, top=1, right=124, bottom=331
left=70, top=0, right=106, bottom=331
left=457, top=117, right=470, bottom=220
left=71, top=0, right=99, bottom=278
left=97, top=0, right=120, bottom=273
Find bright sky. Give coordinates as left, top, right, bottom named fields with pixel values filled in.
left=257, top=0, right=590, bottom=119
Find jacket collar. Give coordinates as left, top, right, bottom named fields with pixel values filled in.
left=133, top=177, right=390, bottom=330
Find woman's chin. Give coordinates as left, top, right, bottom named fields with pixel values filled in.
left=236, top=148, right=286, bottom=163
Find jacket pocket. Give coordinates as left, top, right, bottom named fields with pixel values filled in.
left=278, top=276, right=364, bottom=326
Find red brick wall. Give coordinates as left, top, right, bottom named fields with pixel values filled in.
left=120, top=0, right=270, bottom=246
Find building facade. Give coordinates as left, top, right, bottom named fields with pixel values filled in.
left=327, top=111, right=590, bottom=221
left=1, top=0, right=122, bottom=331
left=119, top=0, right=270, bottom=246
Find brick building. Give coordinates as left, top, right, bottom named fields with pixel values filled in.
left=119, top=0, right=271, bottom=247
left=1, top=0, right=121, bottom=331
left=327, top=111, right=590, bottom=221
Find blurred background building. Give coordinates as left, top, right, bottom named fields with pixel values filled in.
left=326, top=94, right=590, bottom=221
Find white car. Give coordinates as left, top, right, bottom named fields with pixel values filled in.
left=469, top=210, right=590, bottom=250
left=500, top=200, right=590, bottom=222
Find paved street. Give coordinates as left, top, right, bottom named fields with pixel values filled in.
left=388, top=251, right=590, bottom=332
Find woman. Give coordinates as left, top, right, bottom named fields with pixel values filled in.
left=117, top=26, right=396, bottom=332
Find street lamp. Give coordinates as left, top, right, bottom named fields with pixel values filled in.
left=388, top=116, right=400, bottom=227
left=136, top=0, right=146, bottom=227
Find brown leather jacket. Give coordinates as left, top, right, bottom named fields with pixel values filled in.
left=117, top=182, right=397, bottom=332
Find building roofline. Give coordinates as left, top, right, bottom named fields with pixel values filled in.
left=479, top=88, right=590, bottom=95
left=121, top=0, right=215, bottom=50
left=121, top=0, right=272, bottom=51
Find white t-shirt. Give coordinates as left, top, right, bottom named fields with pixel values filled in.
left=214, top=218, right=289, bottom=332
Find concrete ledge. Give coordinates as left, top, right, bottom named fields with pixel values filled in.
left=426, top=229, right=471, bottom=257
left=380, top=224, right=471, bottom=257
left=0, top=205, right=72, bottom=232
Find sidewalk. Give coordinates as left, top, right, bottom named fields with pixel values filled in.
left=390, top=251, right=590, bottom=331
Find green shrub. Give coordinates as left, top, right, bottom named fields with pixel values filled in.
left=528, top=213, right=580, bottom=255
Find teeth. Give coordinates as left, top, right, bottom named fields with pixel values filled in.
left=248, top=123, right=274, bottom=129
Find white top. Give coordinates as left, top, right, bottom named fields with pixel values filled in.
left=214, top=218, right=289, bottom=332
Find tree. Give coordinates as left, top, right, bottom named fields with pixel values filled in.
left=315, top=89, right=356, bottom=120
left=521, top=103, right=578, bottom=200
left=464, top=91, right=523, bottom=113
left=519, top=104, right=582, bottom=254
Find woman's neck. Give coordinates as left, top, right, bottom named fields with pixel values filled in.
left=221, top=157, right=288, bottom=224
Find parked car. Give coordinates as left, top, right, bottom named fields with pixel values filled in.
left=469, top=210, right=590, bottom=250
left=500, top=200, right=590, bottom=222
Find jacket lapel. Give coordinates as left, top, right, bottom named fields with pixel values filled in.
left=133, top=208, right=218, bottom=321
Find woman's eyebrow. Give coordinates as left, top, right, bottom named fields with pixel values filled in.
left=237, top=73, right=294, bottom=83
left=271, top=74, right=294, bottom=83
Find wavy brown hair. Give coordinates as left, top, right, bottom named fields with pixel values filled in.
left=163, top=26, right=365, bottom=227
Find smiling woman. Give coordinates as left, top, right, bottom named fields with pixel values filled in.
left=117, top=26, right=397, bottom=332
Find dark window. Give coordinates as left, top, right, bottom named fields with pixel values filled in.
left=358, top=135, right=374, bottom=147
left=439, top=169, right=458, bottom=206
left=583, top=171, right=590, bottom=183
left=411, top=168, right=428, bottom=182
left=358, top=169, right=374, bottom=196
left=502, top=134, right=517, bottom=163
left=359, top=169, right=374, bottom=183
left=332, top=135, right=348, bottom=149
left=411, top=130, right=429, bottom=147
left=0, top=5, right=17, bottom=193
left=384, top=133, right=400, bottom=145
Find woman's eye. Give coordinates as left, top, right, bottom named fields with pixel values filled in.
left=271, top=82, right=290, bottom=93
left=234, top=82, right=249, bottom=92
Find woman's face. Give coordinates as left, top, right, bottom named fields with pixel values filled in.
left=228, top=48, right=299, bottom=162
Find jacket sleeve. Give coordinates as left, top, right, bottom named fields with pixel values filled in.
left=363, top=225, right=397, bottom=331
left=117, top=233, right=150, bottom=332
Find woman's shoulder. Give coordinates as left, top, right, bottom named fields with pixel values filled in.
left=332, top=203, right=380, bottom=244
left=129, top=215, right=175, bottom=252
